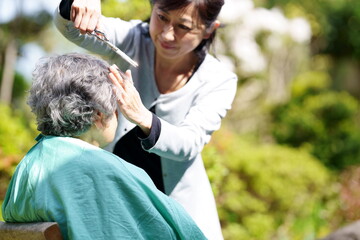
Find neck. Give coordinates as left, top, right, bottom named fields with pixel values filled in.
left=154, top=52, right=199, bottom=94
left=155, top=52, right=198, bottom=74
left=77, top=124, right=104, bottom=148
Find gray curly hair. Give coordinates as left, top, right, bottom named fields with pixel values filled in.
left=28, top=53, right=117, bottom=137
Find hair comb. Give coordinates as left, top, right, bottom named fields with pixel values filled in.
left=87, top=29, right=139, bottom=68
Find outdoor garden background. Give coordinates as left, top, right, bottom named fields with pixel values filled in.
left=0, top=0, right=360, bottom=239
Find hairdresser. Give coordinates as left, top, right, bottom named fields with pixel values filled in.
left=54, top=0, right=237, bottom=239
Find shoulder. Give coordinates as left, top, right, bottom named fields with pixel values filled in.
left=80, top=144, right=157, bottom=190
left=136, top=21, right=151, bottom=36
left=196, top=54, right=238, bottom=84
left=79, top=141, right=150, bottom=179
left=39, top=136, right=117, bottom=170
left=38, top=136, right=154, bottom=187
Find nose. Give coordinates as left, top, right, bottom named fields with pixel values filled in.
left=161, top=24, right=175, bottom=41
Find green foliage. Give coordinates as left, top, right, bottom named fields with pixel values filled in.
left=203, top=128, right=339, bottom=240
left=0, top=103, right=37, bottom=203
left=0, top=104, right=36, bottom=155
left=271, top=72, right=360, bottom=170
left=291, top=71, right=331, bottom=99
left=102, top=0, right=151, bottom=21
left=11, top=74, right=29, bottom=101
left=321, top=0, right=360, bottom=59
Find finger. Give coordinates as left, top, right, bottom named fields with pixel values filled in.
left=70, top=6, right=76, bottom=22
left=79, top=13, right=91, bottom=34
left=87, top=12, right=100, bottom=33
left=73, top=8, right=83, bottom=29
left=108, top=72, right=122, bottom=89
left=109, top=65, right=122, bottom=80
left=70, top=2, right=79, bottom=22
left=96, top=16, right=103, bottom=32
left=109, top=65, right=126, bottom=88
left=124, top=69, right=134, bottom=84
left=109, top=73, right=126, bottom=103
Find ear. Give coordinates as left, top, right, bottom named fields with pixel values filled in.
left=94, top=112, right=105, bottom=129
left=204, top=20, right=221, bottom=39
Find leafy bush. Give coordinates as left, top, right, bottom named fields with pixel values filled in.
left=0, top=103, right=37, bottom=210
left=271, top=71, right=360, bottom=170
left=203, top=128, right=340, bottom=240
left=0, top=104, right=37, bottom=155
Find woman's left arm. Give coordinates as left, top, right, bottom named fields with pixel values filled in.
left=109, top=65, right=238, bottom=162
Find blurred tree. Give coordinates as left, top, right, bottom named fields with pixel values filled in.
left=253, top=0, right=360, bottom=99
left=217, top=1, right=313, bottom=137
left=0, top=2, right=51, bottom=104
left=0, top=70, right=29, bottom=103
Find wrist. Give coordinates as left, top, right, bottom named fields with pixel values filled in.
left=138, top=110, right=153, bottom=136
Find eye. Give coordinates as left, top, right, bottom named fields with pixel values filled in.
left=178, top=24, right=192, bottom=31
left=157, top=14, right=167, bottom=22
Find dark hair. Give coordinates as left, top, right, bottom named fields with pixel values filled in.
left=150, top=0, right=224, bottom=59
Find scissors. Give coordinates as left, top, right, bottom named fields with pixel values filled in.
left=88, top=29, right=139, bottom=68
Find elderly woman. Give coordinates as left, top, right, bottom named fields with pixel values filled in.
left=1, top=53, right=206, bottom=240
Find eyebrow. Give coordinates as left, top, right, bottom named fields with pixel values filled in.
left=157, top=7, right=194, bottom=25
left=179, top=17, right=193, bottom=24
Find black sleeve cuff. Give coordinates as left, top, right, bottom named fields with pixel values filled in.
left=136, top=113, right=161, bottom=150
left=59, top=0, right=74, bottom=20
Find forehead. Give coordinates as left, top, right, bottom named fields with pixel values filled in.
left=155, top=2, right=203, bottom=24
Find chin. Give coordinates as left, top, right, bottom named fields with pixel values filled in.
left=157, top=49, right=179, bottom=60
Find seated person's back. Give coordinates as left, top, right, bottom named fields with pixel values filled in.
left=1, top=53, right=206, bottom=240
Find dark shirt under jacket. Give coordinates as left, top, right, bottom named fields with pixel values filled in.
left=113, top=108, right=165, bottom=193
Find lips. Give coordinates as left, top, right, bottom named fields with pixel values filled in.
left=159, top=40, right=175, bottom=50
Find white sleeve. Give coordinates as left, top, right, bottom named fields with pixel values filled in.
left=147, top=74, right=238, bottom=162
left=53, top=8, right=141, bottom=59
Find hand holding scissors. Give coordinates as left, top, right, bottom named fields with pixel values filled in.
left=70, top=0, right=138, bottom=67
left=71, top=0, right=101, bottom=34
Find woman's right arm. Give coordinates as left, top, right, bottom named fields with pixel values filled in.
left=55, top=0, right=141, bottom=59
